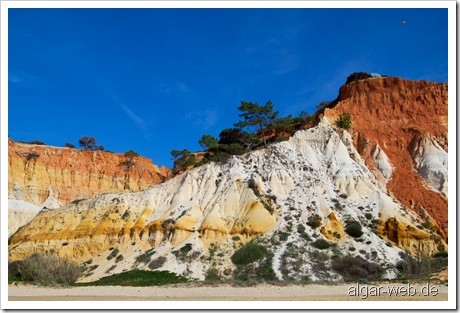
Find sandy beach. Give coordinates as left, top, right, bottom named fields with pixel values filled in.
left=8, top=282, right=448, bottom=301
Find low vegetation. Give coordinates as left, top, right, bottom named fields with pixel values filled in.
left=396, top=252, right=447, bottom=280
left=307, top=214, right=321, bottom=229
left=172, top=100, right=315, bottom=172
left=344, top=220, right=363, bottom=238
left=148, top=256, right=167, bottom=270
left=345, top=72, right=373, bottom=84
left=231, top=242, right=268, bottom=265
left=77, top=270, right=188, bottom=287
left=79, top=136, right=104, bottom=151
left=26, top=140, right=46, bottom=145
left=135, top=248, right=155, bottom=264
left=312, top=239, right=331, bottom=250
left=232, top=245, right=277, bottom=282
left=332, top=255, right=382, bottom=282
left=335, top=112, right=352, bottom=130
left=10, top=253, right=83, bottom=286
left=106, top=248, right=119, bottom=260
left=172, top=243, right=194, bottom=261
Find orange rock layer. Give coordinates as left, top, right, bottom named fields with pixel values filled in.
left=323, top=77, right=448, bottom=239
left=8, top=140, right=171, bottom=205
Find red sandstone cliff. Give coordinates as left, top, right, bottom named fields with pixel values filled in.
left=8, top=140, right=171, bottom=206
left=323, top=77, right=448, bottom=239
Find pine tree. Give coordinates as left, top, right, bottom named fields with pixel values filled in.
left=234, top=100, right=279, bottom=146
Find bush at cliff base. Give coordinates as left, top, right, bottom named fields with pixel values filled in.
left=16, top=252, right=83, bottom=286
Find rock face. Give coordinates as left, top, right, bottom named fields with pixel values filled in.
left=9, top=122, right=446, bottom=282
left=8, top=140, right=171, bottom=235
left=8, top=140, right=171, bottom=206
left=8, top=199, right=42, bottom=237
left=323, top=77, right=448, bottom=239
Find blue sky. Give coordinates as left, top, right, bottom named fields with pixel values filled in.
left=8, top=8, right=447, bottom=167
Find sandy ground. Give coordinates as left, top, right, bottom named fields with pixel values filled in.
left=8, top=283, right=448, bottom=301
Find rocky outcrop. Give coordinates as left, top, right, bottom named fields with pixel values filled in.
left=9, top=123, right=446, bottom=282
left=8, top=199, right=42, bottom=236
left=323, top=77, right=448, bottom=239
left=8, top=140, right=171, bottom=206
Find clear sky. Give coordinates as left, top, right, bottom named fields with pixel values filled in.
left=8, top=8, right=447, bottom=167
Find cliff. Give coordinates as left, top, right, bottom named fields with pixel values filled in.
left=8, top=140, right=171, bottom=235
left=9, top=121, right=446, bottom=282
left=323, top=77, right=448, bottom=239
left=8, top=140, right=171, bottom=206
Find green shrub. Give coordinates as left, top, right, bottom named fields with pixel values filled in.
left=310, top=250, right=330, bottom=262
left=345, top=72, right=372, bottom=84
left=205, top=267, right=221, bottom=281
left=332, top=256, right=382, bottom=281
left=335, top=113, right=352, bottom=130
left=312, top=239, right=331, bottom=250
left=256, top=256, right=277, bottom=281
left=297, top=224, right=306, bottom=233
left=278, top=231, right=289, bottom=241
left=233, top=253, right=276, bottom=282
left=433, top=251, right=448, bottom=258
left=364, top=213, right=373, bottom=220
left=27, top=140, right=46, bottom=145
left=16, top=253, right=83, bottom=286
left=148, top=256, right=167, bottom=270
left=25, top=152, right=40, bottom=161
left=107, top=248, right=119, bottom=260
left=8, top=261, right=22, bottom=282
left=136, top=249, right=155, bottom=264
left=231, top=242, right=267, bottom=265
left=345, top=220, right=363, bottom=238
left=247, top=178, right=261, bottom=196
left=396, top=253, right=440, bottom=280
left=172, top=243, right=194, bottom=261
left=307, top=214, right=321, bottom=229
left=106, top=265, right=116, bottom=274
left=179, top=243, right=192, bottom=253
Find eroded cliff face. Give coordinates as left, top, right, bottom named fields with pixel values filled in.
left=8, top=140, right=171, bottom=206
left=8, top=141, right=171, bottom=236
left=9, top=123, right=446, bottom=282
left=323, top=77, right=448, bottom=239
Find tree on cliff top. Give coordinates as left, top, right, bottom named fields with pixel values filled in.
left=345, top=72, right=372, bottom=84
left=234, top=100, right=279, bottom=146
left=199, top=135, right=219, bottom=151
left=79, top=136, right=98, bottom=150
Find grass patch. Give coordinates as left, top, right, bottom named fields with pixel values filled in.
left=77, top=270, right=187, bottom=287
